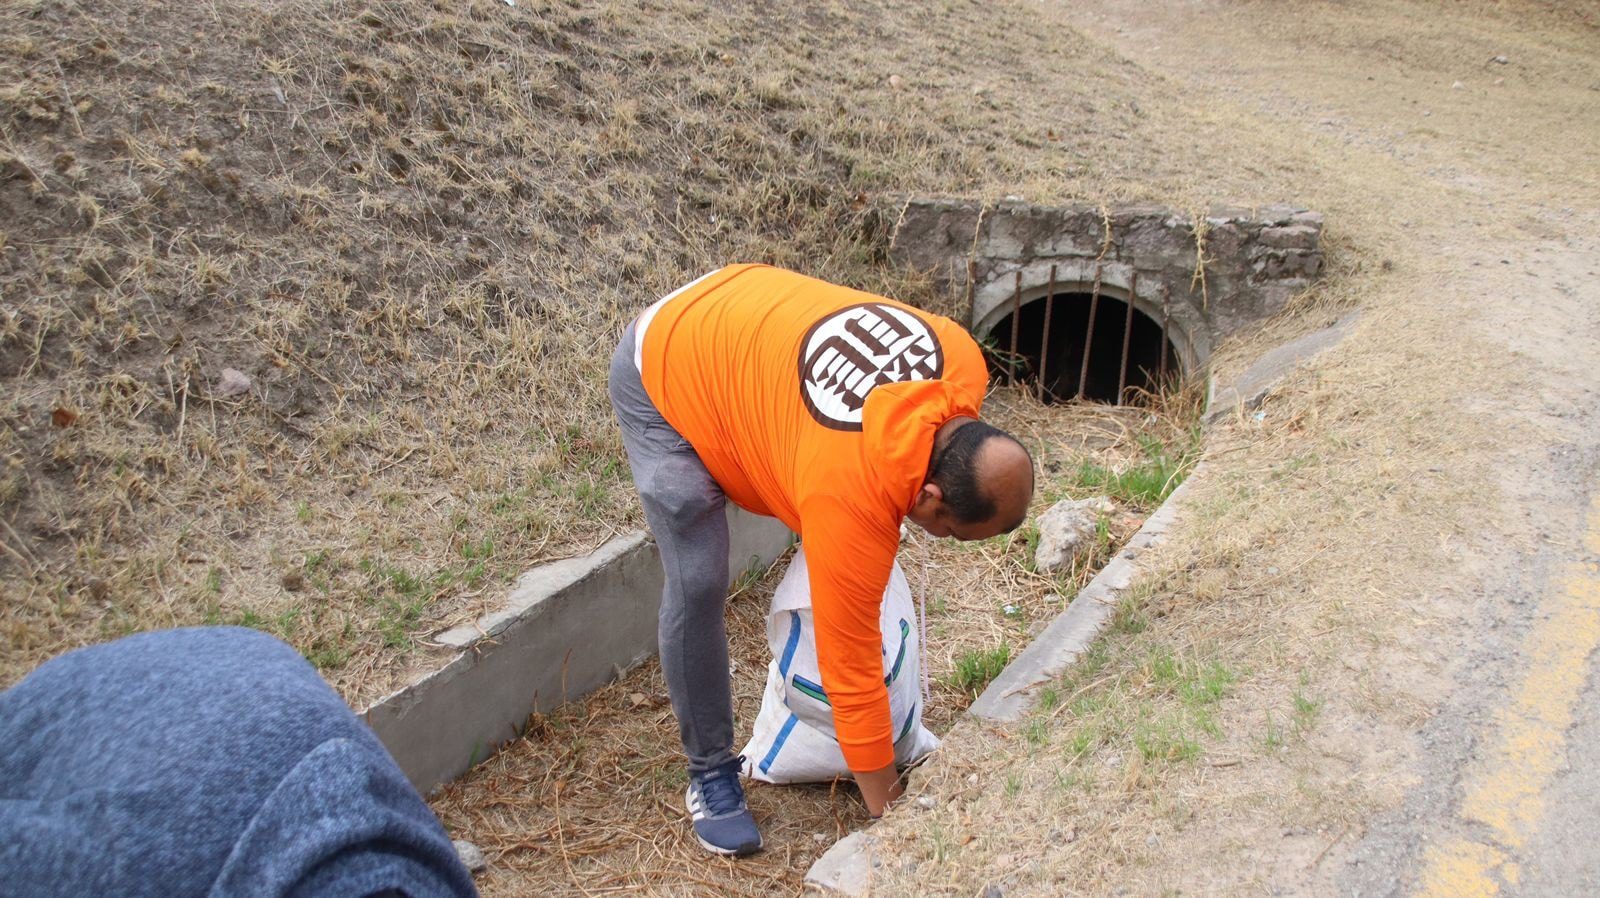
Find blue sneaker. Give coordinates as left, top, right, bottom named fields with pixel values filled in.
left=684, top=757, right=762, bottom=856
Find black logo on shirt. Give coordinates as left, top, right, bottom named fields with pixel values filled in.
left=798, top=303, right=944, bottom=431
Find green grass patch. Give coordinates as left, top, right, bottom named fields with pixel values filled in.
left=1134, top=715, right=1202, bottom=763
left=948, top=643, right=1011, bottom=695
left=1067, top=432, right=1198, bottom=509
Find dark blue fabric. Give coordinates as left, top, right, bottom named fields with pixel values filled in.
left=0, top=627, right=478, bottom=898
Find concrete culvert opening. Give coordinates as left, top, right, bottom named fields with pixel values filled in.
left=985, top=290, right=1181, bottom=404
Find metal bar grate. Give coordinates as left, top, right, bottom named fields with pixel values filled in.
left=1037, top=264, right=1056, bottom=402
left=1007, top=271, right=1022, bottom=386
left=1077, top=264, right=1102, bottom=400
left=1117, top=271, right=1137, bottom=405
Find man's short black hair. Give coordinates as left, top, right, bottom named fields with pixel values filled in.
left=927, top=420, right=1015, bottom=525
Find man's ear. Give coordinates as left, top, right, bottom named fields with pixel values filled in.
left=919, top=482, right=943, bottom=505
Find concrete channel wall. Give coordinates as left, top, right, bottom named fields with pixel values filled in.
left=364, top=507, right=793, bottom=794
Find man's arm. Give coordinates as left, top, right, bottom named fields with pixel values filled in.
left=797, top=494, right=903, bottom=808
left=855, top=762, right=905, bottom=817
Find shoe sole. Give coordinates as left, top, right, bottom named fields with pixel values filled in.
left=695, top=833, right=763, bottom=857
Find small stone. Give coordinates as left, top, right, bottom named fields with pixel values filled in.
left=967, top=773, right=980, bottom=786
left=888, top=74, right=903, bottom=89
left=280, top=570, right=305, bottom=592
left=1033, top=496, right=1115, bottom=573
left=1451, top=81, right=1464, bottom=90
left=1490, top=55, right=1509, bottom=65
left=452, top=839, right=487, bottom=874
left=983, top=885, right=1005, bottom=898
left=813, top=832, right=829, bottom=843
left=1146, top=833, right=1161, bottom=848
left=805, top=832, right=877, bottom=895
left=1260, top=224, right=1318, bottom=250
left=1048, top=826, right=1078, bottom=845
left=215, top=367, right=253, bottom=398
left=627, top=692, right=646, bottom=706
left=916, top=795, right=937, bottom=810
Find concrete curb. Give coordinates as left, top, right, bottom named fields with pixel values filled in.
left=1206, top=311, right=1359, bottom=423
left=968, top=473, right=1196, bottom=721
left=363, top=507, right=792, bottom=793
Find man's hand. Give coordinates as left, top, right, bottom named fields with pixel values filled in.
left=855, top=762, right=904, bottom=818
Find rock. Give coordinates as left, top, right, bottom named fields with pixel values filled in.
left=1033, top=497, right=1115, bottom=573
left=804, top=832, right=877, bottom=895
left=1259, top=224, right=1319, bottom=250
left=1490, top=54, right=1509, bottom=65
left=215, top=367, right=253, bottom=398
left=452, top=839, right=487, bottom=875
left=916, top=795, right=937, bottom=810
left=983, top=885, right=1006, bottom=898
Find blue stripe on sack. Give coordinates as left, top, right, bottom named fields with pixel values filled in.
left=760, top=712, right=800, bottom=774
left=792, top=673, right=831, bottom=705
left=779, top=611, right=802, bottom=679
left=897, top=703, right=917, bottom=742
left=884, top=618, right=911, bottom=684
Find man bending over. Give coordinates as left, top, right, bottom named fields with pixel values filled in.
left=608, top=264, right=1034, bottom=856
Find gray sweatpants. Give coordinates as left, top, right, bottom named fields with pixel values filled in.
left=608, top=321, right=736, bottom=773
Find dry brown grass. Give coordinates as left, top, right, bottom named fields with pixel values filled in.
left=1, top=0, right=1307, bottom=703
left=428, top=386, right=1202, bottom=896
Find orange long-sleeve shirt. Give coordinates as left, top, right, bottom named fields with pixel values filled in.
left=639, top=264, right=988, bottom=771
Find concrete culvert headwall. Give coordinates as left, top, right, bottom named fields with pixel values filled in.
left=886, top=199, right=1326, bottom=404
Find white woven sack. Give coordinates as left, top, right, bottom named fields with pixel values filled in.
left=739, top=547, right=939, bottom=784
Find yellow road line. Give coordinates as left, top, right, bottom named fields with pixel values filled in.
left=1415, top=493, right=1600, bottom=897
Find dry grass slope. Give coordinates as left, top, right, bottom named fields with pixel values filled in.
left=0, top=0, right=1305, bottom=701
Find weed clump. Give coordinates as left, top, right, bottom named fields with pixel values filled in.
left=948, top=643, right=1011, bottom=695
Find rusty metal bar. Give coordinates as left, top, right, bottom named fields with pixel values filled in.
left=1008, top=271, right=1022, bottom=386
left=1158, top=285, right=1170, bottom=387
left=1117, top=271, right=1137, bottom=405
left=964, top=259, right=977, bottom=331
left=1036, top=264, right=1056, bottom=402
left=1077, top=265, right=1101, bottom=400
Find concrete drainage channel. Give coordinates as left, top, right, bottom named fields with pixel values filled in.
left=362, top=508, right=793, bottom=794
left=358, top=199, right=1347, bottom=890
